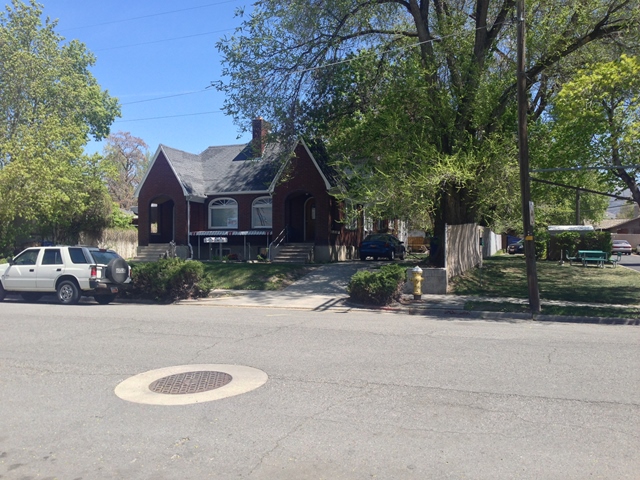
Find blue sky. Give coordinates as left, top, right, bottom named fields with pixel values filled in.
left=40, top=0, right=253, bottom=156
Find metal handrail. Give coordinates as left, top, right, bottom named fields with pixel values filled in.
left=268, top=226, right=289, bottom=261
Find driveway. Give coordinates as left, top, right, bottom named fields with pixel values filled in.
left=619, top=252, right=640, bottom=272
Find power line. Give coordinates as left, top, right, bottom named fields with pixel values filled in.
left=58, top=0, right=241, bottom=31
left=95, top=28, right=234, bottom=52
left=114, top=110, right=224, bottom=123
left=121, top=89, right=212, bottom=106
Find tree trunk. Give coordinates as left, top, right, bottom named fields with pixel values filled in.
left=431, top=183, right=477, bottom=267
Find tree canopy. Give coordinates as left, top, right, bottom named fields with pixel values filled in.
left=217, top=0, right=640, bottom=261
left=101, top=131, right=149, bottom=211
left=551, top=54, right=640, bottom=207
left=0, top=0, right=120, bottom=253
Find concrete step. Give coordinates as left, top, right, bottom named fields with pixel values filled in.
left=272, top=243, right=314, bottom=263
left=133, top=244, right=172, bottom=262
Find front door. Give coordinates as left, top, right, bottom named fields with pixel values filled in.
left=304, top=197, right=316, bottom=242
left=2, top=248, right=41, bottom=290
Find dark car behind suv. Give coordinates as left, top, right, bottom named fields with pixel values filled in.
left=359, top=234, right=406, bottom=261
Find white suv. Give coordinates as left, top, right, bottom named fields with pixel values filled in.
left=0, top=246, right=131, bottom=305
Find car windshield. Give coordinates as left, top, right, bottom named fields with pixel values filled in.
left=88, top=250, right=120, bottom=265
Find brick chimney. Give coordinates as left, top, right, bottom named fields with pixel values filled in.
left=252, top=117, right=268, bottom=157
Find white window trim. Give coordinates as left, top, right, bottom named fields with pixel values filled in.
left=209, top=198, right=238, bottom=229
left=251, top=196, right=273, bottom=229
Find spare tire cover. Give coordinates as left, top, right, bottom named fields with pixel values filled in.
left=106, top=258, right=129, bottom=284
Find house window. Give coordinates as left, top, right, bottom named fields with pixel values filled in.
left=209, top=198, right=238, bottom=229
left=252, top=197, right=272, bottom=228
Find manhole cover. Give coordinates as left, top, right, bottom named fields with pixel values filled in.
left=149, top=371, right=232, bottom=395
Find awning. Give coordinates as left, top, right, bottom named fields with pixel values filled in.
left=547, top=225, right=594, bottom=233
left=192, top=230, right=272, bottom=236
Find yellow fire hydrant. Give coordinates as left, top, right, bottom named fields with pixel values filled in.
left=411, top=266, right=423, bottom=300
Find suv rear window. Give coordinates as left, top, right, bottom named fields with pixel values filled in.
left=69, top=247, right=89, bottom=264
left=88, top=250, right=120, bottom=265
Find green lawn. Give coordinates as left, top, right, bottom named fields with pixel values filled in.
left=200, top=262, right=313, bottom=290
left=450, top=255, right=640, bottom=315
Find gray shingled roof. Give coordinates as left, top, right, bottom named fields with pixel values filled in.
left=160, top=142, right=290, bottom=197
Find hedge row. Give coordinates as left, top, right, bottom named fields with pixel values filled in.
left=347, top=264, right=406, bottom=306
left=130, top=258, right=214, bottom=302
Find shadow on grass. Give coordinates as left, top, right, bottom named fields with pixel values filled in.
left=451, top=255, right=640, bottom=305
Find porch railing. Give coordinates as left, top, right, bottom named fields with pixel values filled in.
left=268, top=226, right=289, bottom=261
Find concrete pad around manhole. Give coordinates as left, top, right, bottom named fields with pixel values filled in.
left=114, top=364, right=268, bottom=406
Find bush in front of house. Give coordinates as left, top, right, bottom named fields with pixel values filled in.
left=131, top=258, right=215, bottom=302
left=347, top=264, right=406, bottom=306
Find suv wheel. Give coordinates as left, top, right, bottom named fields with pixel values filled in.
left=0, top=282, right=5, bottom=302
left=57, top=280, right=80, bottom=305
left=95, top=294, right=117, bottom=305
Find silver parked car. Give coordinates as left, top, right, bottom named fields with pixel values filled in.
left=612, top=239, right=632, bottom=255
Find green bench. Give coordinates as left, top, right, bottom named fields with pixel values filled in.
left=609, top=252, right=622, bottom=267
left=566, top=250, right=619, bottom=268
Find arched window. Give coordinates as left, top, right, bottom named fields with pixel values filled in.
left=252, top=196, right=272, bottom=228
left=209, top=198, right=238, bottom=229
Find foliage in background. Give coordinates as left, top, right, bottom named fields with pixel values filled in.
left=551, top=55, right=640, bottom=210
left=347, top=263, right=405, bottom=306
left=0, top=0, right=119, bottom=255
left=131, top=259, right=215, bottom=302
left=109, top=207, right=136, bottom=229
left=101, top=131, right=149, bottom=210
left=581, top=231, right=612, bottom=253
left=534, top=226, right=549, bottom=260
left=555, top=232, right=581, bottom=256
left=216, top=0, right=639, bottom=264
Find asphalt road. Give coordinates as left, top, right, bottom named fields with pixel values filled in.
left=0, top=302, right=639, bottom=479
left=619, top=252, right=640, bottom=272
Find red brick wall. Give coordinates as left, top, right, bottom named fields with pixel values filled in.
left=137, top=151, right=187, bottom=246
left=272, top=144, right=334, bottom=245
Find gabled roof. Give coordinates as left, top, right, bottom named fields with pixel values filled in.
left=594, top=216, right=640, bottom=231
left=135, top=138, right=339, bottom=199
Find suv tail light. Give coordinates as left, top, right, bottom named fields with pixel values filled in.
left=90, top=265, right=97, bottom=279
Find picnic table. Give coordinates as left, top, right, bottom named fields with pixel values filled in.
left=578, top=250, right=607, bottom=268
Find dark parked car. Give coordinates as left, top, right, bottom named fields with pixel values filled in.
left=507, top=239, right=524, bottom=254
left=359, top=234, right=406, bottom=261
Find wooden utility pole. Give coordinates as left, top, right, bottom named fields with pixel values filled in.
left=516, top=0, right=541, bottom=313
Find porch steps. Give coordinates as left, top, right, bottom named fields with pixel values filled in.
left=132, top=244, right=172, bottom=262
left=272, top=243, right=314, bottom=263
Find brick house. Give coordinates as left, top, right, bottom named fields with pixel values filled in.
left=134, top=118, right=363, bottom=262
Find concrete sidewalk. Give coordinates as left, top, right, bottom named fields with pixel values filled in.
left=176, top=261, right=639, bottom=324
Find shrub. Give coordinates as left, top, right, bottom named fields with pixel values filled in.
left=533, top=227, right=549, bottom=260
left=347, top=264, right=405, bottom=306
left=131, top=258, right=214, bottom=302
left=555, top=232, right=580, bottom=256
left=581, top=231, right=612, bottom=253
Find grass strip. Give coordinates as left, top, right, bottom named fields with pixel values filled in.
left=451, top=255, right=640, bottom=305
left=464, top=300, right=640, bottom=319
left=200, top=262, right=312, bottom=290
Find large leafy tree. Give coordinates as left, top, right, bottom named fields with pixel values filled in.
left=217, top=0, right=639, bottom=263
left=0, top=0, right=119, bottom=253
left=550, top=54, right=640, bottom=208
left=101, top=131, right=149, bottom=210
